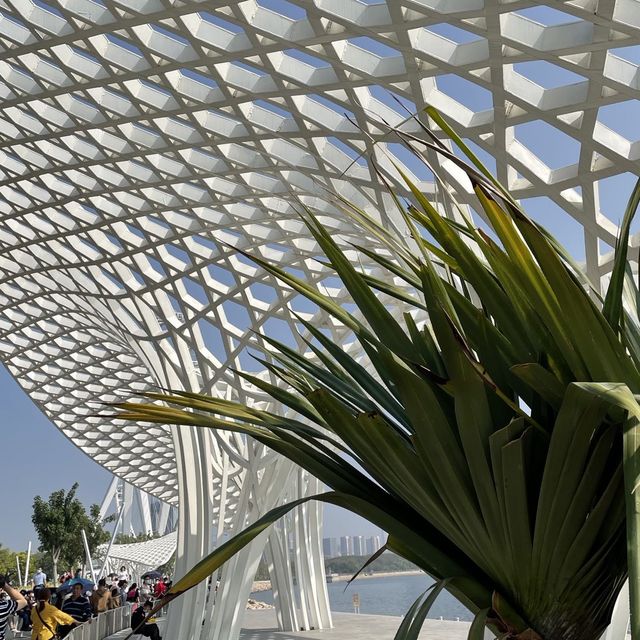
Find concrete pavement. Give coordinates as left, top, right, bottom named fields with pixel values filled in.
left=240, top=610, right=470, bottom=640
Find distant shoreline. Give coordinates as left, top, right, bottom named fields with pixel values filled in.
left=327, top=569, right=423, bottom=583
left=251, top=569, right=424, bottom=593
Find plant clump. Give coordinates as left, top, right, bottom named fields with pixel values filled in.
left=112, top=108, right=640, bottom=640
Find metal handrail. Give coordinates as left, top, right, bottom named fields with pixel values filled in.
left=64, top=604, right=134, bottom=640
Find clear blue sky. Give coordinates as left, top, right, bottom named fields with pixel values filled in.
left=0, top=365, right=111, bottom=551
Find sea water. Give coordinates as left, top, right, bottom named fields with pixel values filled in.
left=252, top=573, right=473, bottom=621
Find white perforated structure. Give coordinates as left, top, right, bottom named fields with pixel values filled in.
left=97, top=531, right=178, bottom=578
left=1, top=0, right=639, bottom=506
left=0, top=1, right=639, bottom=638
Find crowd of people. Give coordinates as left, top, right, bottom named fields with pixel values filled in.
left=0, top=566, right=169, bottom=640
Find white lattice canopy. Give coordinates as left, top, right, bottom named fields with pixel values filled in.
left=0, top=0, right=639, bottom=505
left=97, top=531, right=177, bottom=575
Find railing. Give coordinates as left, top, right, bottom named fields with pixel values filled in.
left=65, top=605, right=133, bottom=640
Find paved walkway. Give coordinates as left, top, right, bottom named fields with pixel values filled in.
left=10, top=610, right=629, bottom=640
left=104, top=619, right=166, bottom=639
left=240, top=610, right=470, bottom=640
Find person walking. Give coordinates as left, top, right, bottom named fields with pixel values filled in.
left=61, top=583, right=91, bottom=624
left=110, top=586, right=120, bottom=608
left=126, top=583, right=139, bottom=604
left=31, top=569, right=46, bottom=591
left=30, top=589, right=76, bottom=640
left=17, top=590, right=32, bottom=632
left=117, top=580, right=128, bottom=607
left=131, top=601, right=161, bottom=640
left=89, top=578, right=113, bottom=614
left=0, top=576, right=27, bottom=640
left=59, top=583, right=91, bottom=638
left=153, top=579, right=166, bottom=599
left=139, top=580, right=151, bottom=602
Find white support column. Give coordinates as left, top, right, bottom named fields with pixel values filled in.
left=208, top=534, right=268, bottom=639
left=24, top=542, right=31, bottom=588
left=203, top=458, right=254, bottom=640
left=81, top=530, right=96, bottom=582
left=292, top=483, right=312, bottom=631
left=267, top=471, right=331, bottom=633
left=294, top=472, right=331, bottom=630
left=138, top=490, right=153, bottom=535
left=266, top=521, right=299, bottom=631
left=600, top=580, right=629, bottom=640
left=164, top=422, right=214, bottom=640
left=99, top=477, right=119, bottom=521
left=121, top=483, right=134, bottom=536
left=132, top=337, right=214, bottom=640
left=157, top=502, right=171, bottom=537
left=203, top=448, right=296, bottom=640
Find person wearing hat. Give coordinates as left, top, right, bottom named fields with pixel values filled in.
left=31, top=570, right=46, bottom=591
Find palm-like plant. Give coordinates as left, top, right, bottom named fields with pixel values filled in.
left=112, top=109, right=640, bottom=640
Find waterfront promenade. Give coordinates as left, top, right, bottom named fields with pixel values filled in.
left=4, top=607, right=470, bottom=640
left=240, top=610, right=471, bottom=640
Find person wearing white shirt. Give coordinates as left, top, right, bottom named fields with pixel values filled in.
left=117, top=566, right=129, bottom=583
left=32, top=569, right=46, bottom=590
left=139, top=580, right=151, bottom=602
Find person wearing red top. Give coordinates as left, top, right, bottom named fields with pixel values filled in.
left=152, top=581, right=166, bottom=599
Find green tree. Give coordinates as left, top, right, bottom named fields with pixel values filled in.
left=32, top=483, right=109, bottom=581
left=0, top=545, right=26, bottom=580
left=0, top=547, right=49, bottom=587
left=0, top=545, right=16, bottom=576
left=325, top=552, right=416, bottom=575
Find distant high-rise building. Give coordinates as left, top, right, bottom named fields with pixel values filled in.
left=340, top=536, right=353, bottom=556
left=366, top=535, right=381, bottom=555
left=365, top=537, right=372, bottom=555
left=322, top=537, right=339, bottom=558
left=333, top=534, right=385, bottom=556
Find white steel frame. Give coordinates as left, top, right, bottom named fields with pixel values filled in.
left=99, top=476, right=176, bottom=539
left=96, top=531, right=178, bottom=582
left=0, top=1, right=639, bottom=639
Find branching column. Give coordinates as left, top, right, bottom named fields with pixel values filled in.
left=132, top=340, right=214, bottom=640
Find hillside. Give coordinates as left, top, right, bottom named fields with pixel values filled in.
left=324, top=551, right=418, bottom=575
